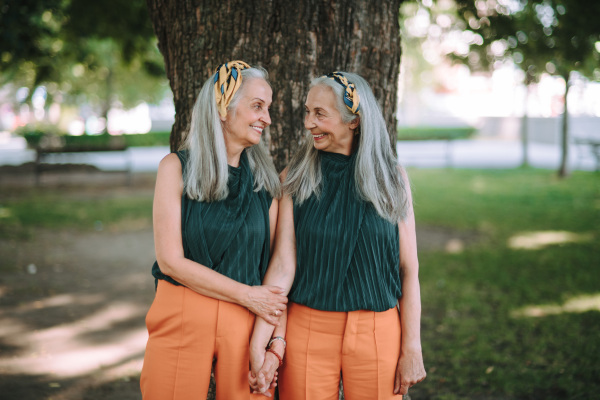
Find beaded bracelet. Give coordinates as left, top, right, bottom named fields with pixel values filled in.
left=267, top=336, right=287, bottom=349
left=266, top=348, right=283, bottom=368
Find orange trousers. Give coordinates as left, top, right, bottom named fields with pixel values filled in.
left=279, top=303, right=402, bottom=400
left=140, top=280, right=270, bottom=400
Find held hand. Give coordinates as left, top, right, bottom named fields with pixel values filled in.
left=253, top=351, right=280, bottom=396
left=249, top=347, right=266, bottom=392
left=245, top=285, right=287, bottom=326
left=393, top=348, right=426, bottom=395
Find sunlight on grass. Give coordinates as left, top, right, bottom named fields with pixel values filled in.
left=0, top=206, right=11, bottom=218
left=15, top=293, right=104, bottom=312
left=511, top=293, right=600, bottom=317
left=508, top=230, right=594, bottom=250
left=0, top=300, right=148, bottom=377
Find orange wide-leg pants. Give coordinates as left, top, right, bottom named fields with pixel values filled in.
left=279, top=303, right=402, bottom=400
left=140, top=280, right=270, bottom=400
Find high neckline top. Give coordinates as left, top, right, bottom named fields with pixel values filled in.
left=290, top=150, right=402, bottom=312
left=152, top=150, right=273, bottom=288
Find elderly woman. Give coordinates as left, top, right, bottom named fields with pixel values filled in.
left=249, top=71, right=426, bottom=399
left=140, top=61, right=286, bottom=400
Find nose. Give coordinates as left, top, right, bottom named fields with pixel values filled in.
left=261, top=109, right=271, bottom=126
left=304, top=112, right=315, bottom=130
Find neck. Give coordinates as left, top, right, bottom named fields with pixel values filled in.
left=226, top=145, right=245, bottom=167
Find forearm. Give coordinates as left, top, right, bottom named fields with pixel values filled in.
left=159, top=256, right=251, bottom=307
left=250, top=257, right=294, bottom=351
left=398, top=269, right=422, bottom=352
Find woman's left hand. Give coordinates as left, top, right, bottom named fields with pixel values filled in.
left=393, top=347, right=426, bottom=395
left=253, top=351, right=280, bottom=396
left=249, top=346, right=266, bottom=391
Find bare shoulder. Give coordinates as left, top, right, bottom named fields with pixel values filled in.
left=160, top=152, right=182, bottom=169
left=156, top=153, right=182, bottom=177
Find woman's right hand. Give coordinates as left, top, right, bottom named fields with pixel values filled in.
left=244, top=285, right=287, bottom=325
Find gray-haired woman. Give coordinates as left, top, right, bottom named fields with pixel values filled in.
left=140, top=61, right=285, bottom=400
left=249, top=71, right=426, bottom=399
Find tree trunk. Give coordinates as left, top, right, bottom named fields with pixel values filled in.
left=558, top=71, right=571, bottom=178
left=520, top=85, right=529, bottom=168
left=100, top=68, right=113, bottom=134
left=145, top=0, right=402, bottom=170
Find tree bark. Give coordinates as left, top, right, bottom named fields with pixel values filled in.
left=145, top=0, right=402, bottom=170
left=558, top=71, right=571, bottom=178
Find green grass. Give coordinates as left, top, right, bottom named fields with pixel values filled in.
left=407, top=168, right=599, bottom=399
left=0, top=169, right=598, bottom=398
left=0, top=189, right=153, bottom=240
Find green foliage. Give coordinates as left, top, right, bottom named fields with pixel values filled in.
left=397, top=126, right=476, bottom=140
left=0, top=0, right=168, bottom=109
left=453, top=0, right=600, bottom=81
left=407, top=168, right=600, bottom=399
left=120, top=132, right=170, bottom=147
left=20, top=130, right=171, bottom=149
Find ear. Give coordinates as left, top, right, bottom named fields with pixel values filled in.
left=219, top=113, right=227, bottom=122
left=349, top=117, right=360, bottom=130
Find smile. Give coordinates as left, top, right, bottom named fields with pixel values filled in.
left=251, top=126, right=264, bottom=133
left=312, top=133, right=326, bottom=140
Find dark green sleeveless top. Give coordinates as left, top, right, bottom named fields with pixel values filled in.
left=152, top=150, right=273, bottom=288
left=290, top=151, right=402, bottom=312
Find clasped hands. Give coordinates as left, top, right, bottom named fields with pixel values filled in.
left=249, top=341, right=284, bottom=396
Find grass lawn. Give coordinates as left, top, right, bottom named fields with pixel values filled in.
left=408, top=168, right=599, bottom=399
left=0, top=168, right=598, bottom=399
left=0, top=188, right=153, bottom=242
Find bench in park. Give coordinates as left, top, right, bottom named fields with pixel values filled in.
left=34, top=135, right=132, bottom=185
left=573, top=137, right=600, bottom=171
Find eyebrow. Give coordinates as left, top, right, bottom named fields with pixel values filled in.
left=252, top=97, right=272, bottom=105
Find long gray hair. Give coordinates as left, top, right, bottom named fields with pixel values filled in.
left=181, top=67, right=281, bottom=201
left=283, top=72, right=409, bottom=222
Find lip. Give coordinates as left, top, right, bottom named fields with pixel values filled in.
left=312, top=133, right=326, bottom=141
left=251, top=125, right=264, bottom=134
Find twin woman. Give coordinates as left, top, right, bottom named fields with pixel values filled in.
left=139, top=61, right=426, bottom=400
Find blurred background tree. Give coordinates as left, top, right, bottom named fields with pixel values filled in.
left=451, top=0, right=600, bottom=177
left=0, top=0, right=168, bottom=132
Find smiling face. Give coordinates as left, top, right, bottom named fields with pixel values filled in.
left=304, top=85, right=359, bottom=156
left=221, top=78, right=272, bottom=151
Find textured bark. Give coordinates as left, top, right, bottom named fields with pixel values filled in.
left=146, top=0, right=402, bottom=170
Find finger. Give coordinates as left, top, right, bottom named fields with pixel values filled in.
left=257, top=372, right=267, bottom=391
left=393, top=374, right=400, bottom=394
left=399, top=383, right=409, bottom=395
left=264, top=316, right=280, bottom=326
left=266, top=285, right=285, bottom=294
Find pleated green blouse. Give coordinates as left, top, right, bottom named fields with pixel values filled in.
left=290, top=150, right=402, bottom=312
left=152, top=150, right=273, bottom=288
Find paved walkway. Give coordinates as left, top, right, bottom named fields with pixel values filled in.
left=0, top=135, right=597, bottom=172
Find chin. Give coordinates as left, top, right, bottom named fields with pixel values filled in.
left=312, top=140, right=328, bottom=150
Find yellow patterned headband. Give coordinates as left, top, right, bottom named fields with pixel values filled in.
left=322, top=72, right=361, bottom=115
left=214, top=60, right=251, bottom=118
